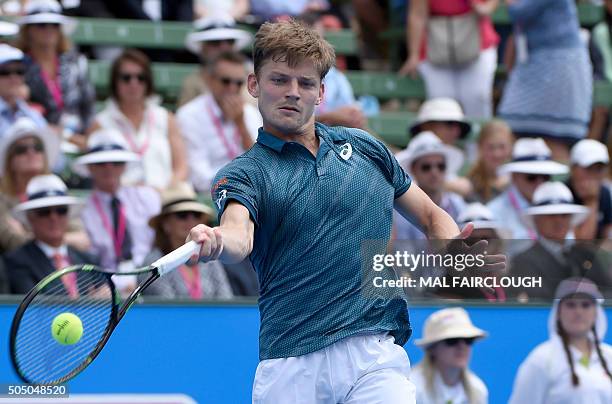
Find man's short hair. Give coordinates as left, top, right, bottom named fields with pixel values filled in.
left=252, top=19, right=335, bottom=81
left=207, top=51, right=247, bottom=74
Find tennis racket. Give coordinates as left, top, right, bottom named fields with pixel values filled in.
left=9, top=240, right=200, bottom=385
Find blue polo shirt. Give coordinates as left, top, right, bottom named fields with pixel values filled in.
left=212, top=122, right=413, bottom=360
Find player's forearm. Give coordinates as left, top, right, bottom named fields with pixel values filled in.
left=217, top=224, right=253, bottom=264
left=424, top=206, right=461, bottom=239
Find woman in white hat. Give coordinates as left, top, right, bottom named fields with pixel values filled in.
left=509, top=278, right=612, bottom=404
left=16, top=0, right=94, bottom=142
left=88, top=48, right=188, bottom=190
left=0, top=117, right=58, bottom=212
left=412, top=307, right=488, bottom=404
left=140, top=182, right=233, bottom=299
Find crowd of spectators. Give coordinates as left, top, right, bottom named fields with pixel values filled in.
left=0, top=0, right=608, bottom=306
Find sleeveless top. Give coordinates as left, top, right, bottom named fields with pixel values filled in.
left=95, top=98, right=171, bottom=189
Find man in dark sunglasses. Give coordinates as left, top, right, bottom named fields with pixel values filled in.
left=177, top=51, right=262, bottom=192
left=0, top=44, right=47, bottom=139
left=5, top=174, right=99, bottom=294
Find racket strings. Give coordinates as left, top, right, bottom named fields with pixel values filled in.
left=13, top=270, right=115, bottom=384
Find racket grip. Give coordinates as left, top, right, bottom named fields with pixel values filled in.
left=152, top=240, right=200, bottom=276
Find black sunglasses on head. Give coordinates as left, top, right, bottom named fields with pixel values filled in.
left=91, top=161, right=125, bottom=167
left=217, top=76, right=244, bottom=87
left=118, top=73, right=146, bottom=84
left=442, top=337, right=476, bottom=347
left=13, top=142, right=44, bottom=155
left=33, top=206, right=69, bottom=218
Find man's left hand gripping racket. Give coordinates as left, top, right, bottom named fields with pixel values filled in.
left=9, top=240, right=200, bottom=385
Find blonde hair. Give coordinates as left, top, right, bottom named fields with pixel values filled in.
left=1, top=138, right=49, bottom=197
left=16, top=25, right=71, bottom=54
left=419, top=350, right=483, bottom=403
left=468, top=119, right=514, bottom=202
left=252, top=19, right=335, bottom=81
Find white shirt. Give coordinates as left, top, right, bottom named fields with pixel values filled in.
left=80, top=187, right=160, bottom=271
left=95, top=99, right=172, bottom=189
left=36, top=241, right=69, bottom=262
left=509, top=338, right=612, bottom=404
left=176, top=93, right=261, bottom=192
left=411, top=365, right=488, bottom=404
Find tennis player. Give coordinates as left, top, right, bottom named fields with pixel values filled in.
left=188, top=19, right=493, bottom=403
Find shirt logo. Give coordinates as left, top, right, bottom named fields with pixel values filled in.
left=216, top=189, right=227, bottom=209
left=340, top=143, right=353, bottom=160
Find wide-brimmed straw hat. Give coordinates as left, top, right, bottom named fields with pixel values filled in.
left=415, top=307, right=487, bottom=348
left=17, top=0, right=77, bottom=35
left=185, top=12, right=253, bottom=54
left=396, top=131, right=464, bottom=179
left=149, top=182, right=215, bottom=229
left=13, top=174, right=82, bottom=221
left=409, top=98, right=472, bottom=138
left=0, top=117, right=59, bottom=177
left=498, top=138, right=568, bottom=176
left=71, top=128, right=140, bottom=177
left=523, top=182, right=590, bottom=226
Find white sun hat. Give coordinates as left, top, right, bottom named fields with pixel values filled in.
left=185, top=12, right=253, bottom=54
left=415, top=307, right=487, bottom=348
left=457, top=202, right=510, bottom=238
left=409, top=98, right=472, bottom=138
left=0, top=21, right=19, bottom=37
left=0, top=44, right=24, bottom=66
left=13, top=174, right=82, bottom=221
left=17, top=0, right=77, bottom=35
left=498, top=138, right=568, bottom=176
left=570, top=139, right=609, bottom=167
left=0, top=117, right=59, bottom=177
left=71, top=128, right=140, bottom=177
left=523, top=181, right=590, bottom=226
left=396, top=131, right=464, bottom=178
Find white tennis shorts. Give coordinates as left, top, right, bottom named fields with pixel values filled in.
left=252, top=333, right=416, bottom=404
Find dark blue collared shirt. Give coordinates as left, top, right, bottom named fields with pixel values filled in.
left=212, top=122, right=412, bottom=360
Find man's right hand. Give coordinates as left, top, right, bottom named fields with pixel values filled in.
left=187, top=224, right=224, bottom=262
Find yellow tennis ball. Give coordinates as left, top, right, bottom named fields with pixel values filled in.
left=51, top=313, right=83, bottom=345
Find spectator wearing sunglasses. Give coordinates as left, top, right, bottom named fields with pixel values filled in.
left=393, top=131, right=466, bottom=240
left=179, top=13, right=254, bottom=108
left=141, top=182, right=233, bottom=299
left=510, top=182, right=612, bottom=301
left=4, top=174, right=98, bottom=294
left=509, top=278, right=612, bottom=404
left=16, top=0, right=94, bottom=145
left=177, top=50, right=262, bottom=192
left=89, top=49, right=188, bottom=190
left=411, top=307, right=488, bottom=404
left=0, top=44, right=47, bottom=140
left=566, top=140, right=612, bottom=240
left=73, top=128, right=160, bottom=293
left=487, top=138, right=568, bottom=246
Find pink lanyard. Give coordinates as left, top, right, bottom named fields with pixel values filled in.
left=92, top=193, right=127, bottom=259
left=114, top=111, right=152, bottom=156
left=39, top=58, right=64, bottom=111
left=508, top=188, right=538, bottom=241
left=206, top=99, right=241, bottom=160
left=179, top=264, right=202, bottom=299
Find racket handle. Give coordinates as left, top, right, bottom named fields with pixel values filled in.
left=152, top=240, right=200, bottom=276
